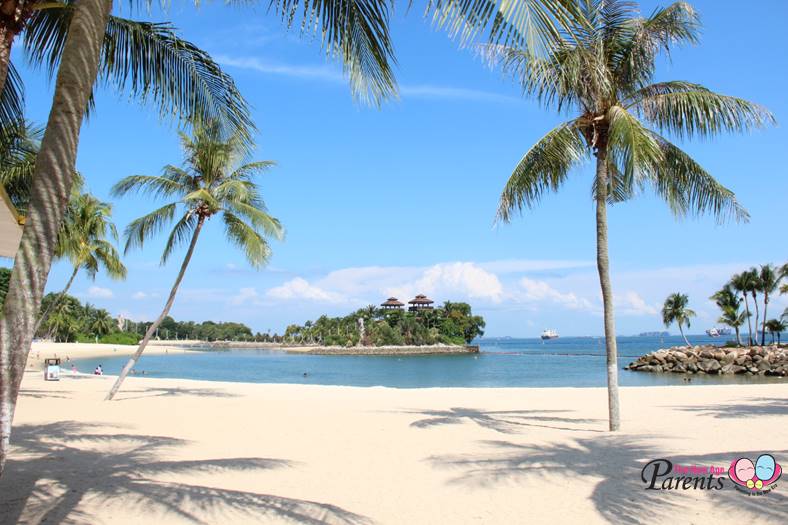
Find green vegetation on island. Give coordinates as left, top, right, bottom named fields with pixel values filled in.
left=284, top=302, right=485, bottom=347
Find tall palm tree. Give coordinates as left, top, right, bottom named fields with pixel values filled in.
left=710, top=284, right=744, bottom=346
left=35, top=192, right=126, bottom=333
left=662, top=293, right=695, bottom=347
left=105, top=123, right=284, bottom=400
left=758, top=264, right=779, bottom=345
left=0, top=0, right=112, bottom=479
left=492, top=1, right=771, bottom=430
left=730, top=272, right=756, bottom=346
left=743, top=268, right=762, bottom=346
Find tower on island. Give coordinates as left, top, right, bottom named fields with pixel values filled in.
left=407, top=294, right=434, bottom=312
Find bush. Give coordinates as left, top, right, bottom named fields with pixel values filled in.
left=99, top=332, right=140, bottom=345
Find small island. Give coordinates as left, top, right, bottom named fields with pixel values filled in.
left=278, top=295, right=485, bottom=355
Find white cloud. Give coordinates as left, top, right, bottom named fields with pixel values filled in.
left=216, top=55, right=518, bottom=104
left=398, top=262, right=504, bottom=303
left=230, top=287, right=263, bottom=306
left=132, top=291, right=147, bottom=300
left=517, top=277, right=595, bottom=311
left=87, top=286, right=113, bottom=299
left=615, top=291, right=658, bottom=316
left=266, top=278, right=347, bottom=304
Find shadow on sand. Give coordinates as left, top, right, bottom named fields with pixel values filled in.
left=402, top=407, right=605, bottom=434
left=0, top=421, right=372, bottom=525
left=427, top=436, right=788, bottom=524
left=670, top=397, right=788, bottom=419
left=111, top=386, right=241, bottom=402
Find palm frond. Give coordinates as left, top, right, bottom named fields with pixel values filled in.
left=632, top=88, right=775, bottom=139
left=123, top=202, right=178, bottom=254
left=606, top=104, right=662, bottom=189
left=0, top=62, right=25, bottom=125
left=497, top=120, right=586, bottom=222
left=93, top=240, right=128, bottom=279
left=24, top=2, right=254, bottom=144
left=268, top=0, right=397, bottom=105
left=161, top=212, right=198, bottom=264
left=646, top=131, right=749, bottom=223
left=111, top=174, right=189, bottom=200
left=222, top=211, right=272, bottom=268
left=612, top=1, right=700, bottom=90
left=226, top=201, right=284, bottom=240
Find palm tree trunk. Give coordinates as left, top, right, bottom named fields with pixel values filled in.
left=0, top=25, right=11, bottom=96
left=106, top=217, right=205, bottom=401
left=752, top=293, right=760, bottom=346
left=734, top=326, right=741, bottom=346
left=679, top=323, right=690, bottom=347
left=33, top=266, right=79, bottom=336
left=594, top=151, right=620, bottom=432
left=742, top=295, right=752, bottom=346
left=761, top=294, right=768, bottom=346
left=0, top=0, right=113, bottom=478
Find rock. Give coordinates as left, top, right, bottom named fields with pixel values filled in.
left=735, top=355, right=748, bottom=365
left=687, top=362, right=698, bottom=373
left=700, top=349, right=714, bottom=359
left=731, top=365, right=746, bottom=374
left=673, top=351, right=688, bottom=361
left=713, top=350, right=726, bottom=361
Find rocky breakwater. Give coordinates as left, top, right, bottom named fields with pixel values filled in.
left=626, top=345, right=787, bottom=376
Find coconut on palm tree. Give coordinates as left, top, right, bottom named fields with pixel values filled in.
left=662, top=293, right=696, bottom=347
left=35, top=192, right=126, bottom=333
left=105, top=123, right=284, bottom=400
left=492, top=1, right=772, bottom=430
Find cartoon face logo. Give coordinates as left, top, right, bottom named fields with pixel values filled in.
left=728, top=454, right=782, bottom=494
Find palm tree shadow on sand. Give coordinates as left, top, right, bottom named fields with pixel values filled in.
left=402, top=407, right=605, bottom=434
left=0, top=421, right=372, bottom=525
left=427, top=436, right=788, bottom=524
left=669, top=397, right=788, bottom=419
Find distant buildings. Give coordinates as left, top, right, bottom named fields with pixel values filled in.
left=380, top=295, right=435, bottom=312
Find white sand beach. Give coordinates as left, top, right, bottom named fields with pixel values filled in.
left=1, top=369, right=786, bottom=524
left=25, top=342, right=195, bottom=371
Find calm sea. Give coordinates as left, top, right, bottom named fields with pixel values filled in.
left=72, top=335, right=784, bottom=388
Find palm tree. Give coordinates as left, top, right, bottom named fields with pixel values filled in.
left=711, top=284, right=744, bottom=346
left=758, top=264, right=779, bottom=345
left=743, top=268, right=763, bottom=346
left=35, top=192, right=126, bottom=332
left=90, top=309, right=115, bottom=337
left=105, top=123, right=284, bottom=400
left=492, top=1, right=771, bottom=430
left=662, top=293, right=696, bottom=347
left=765, top=319, right=785, bottom=345
left=730, top=272, right=757, bottom=346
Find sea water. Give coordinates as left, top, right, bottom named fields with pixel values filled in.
left=72, top=335, right=784, bottom=388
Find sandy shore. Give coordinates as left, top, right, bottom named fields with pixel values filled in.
left=26, top=342, right=195, bottom=370
left=1, top=374, right=786, bottom=524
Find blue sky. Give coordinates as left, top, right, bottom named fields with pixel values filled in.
left=9, top=1, right=788, bottom=336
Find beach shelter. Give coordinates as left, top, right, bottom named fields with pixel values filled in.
left=0, top=185, right=22, bottom=258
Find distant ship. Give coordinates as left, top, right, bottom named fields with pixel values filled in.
left=638, top=331, right=669, bottom=337
left=541, top=329, right=559, bottom=340
left=706, top=327, right=732, bottom=337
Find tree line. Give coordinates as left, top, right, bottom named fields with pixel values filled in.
left=662, top=263, right=788, bottom=346
left=284, top=302, right=486, bottom=347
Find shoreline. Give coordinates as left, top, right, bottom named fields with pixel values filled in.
left=4, top=374, right=786, bottom=524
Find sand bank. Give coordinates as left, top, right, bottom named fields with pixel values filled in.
left=1, top=374, right=786, bottom=524
left=26, top=341, right=196, bottom=370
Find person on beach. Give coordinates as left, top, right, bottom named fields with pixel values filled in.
left=94, top=365, right=103, bottom=376
left=71, top=364, right=77, bottom=375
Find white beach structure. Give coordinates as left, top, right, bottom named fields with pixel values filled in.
left=0, top=185, right=22, bottom=258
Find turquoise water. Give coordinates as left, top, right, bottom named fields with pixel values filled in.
left=72, top=335, right=785, bottom=388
